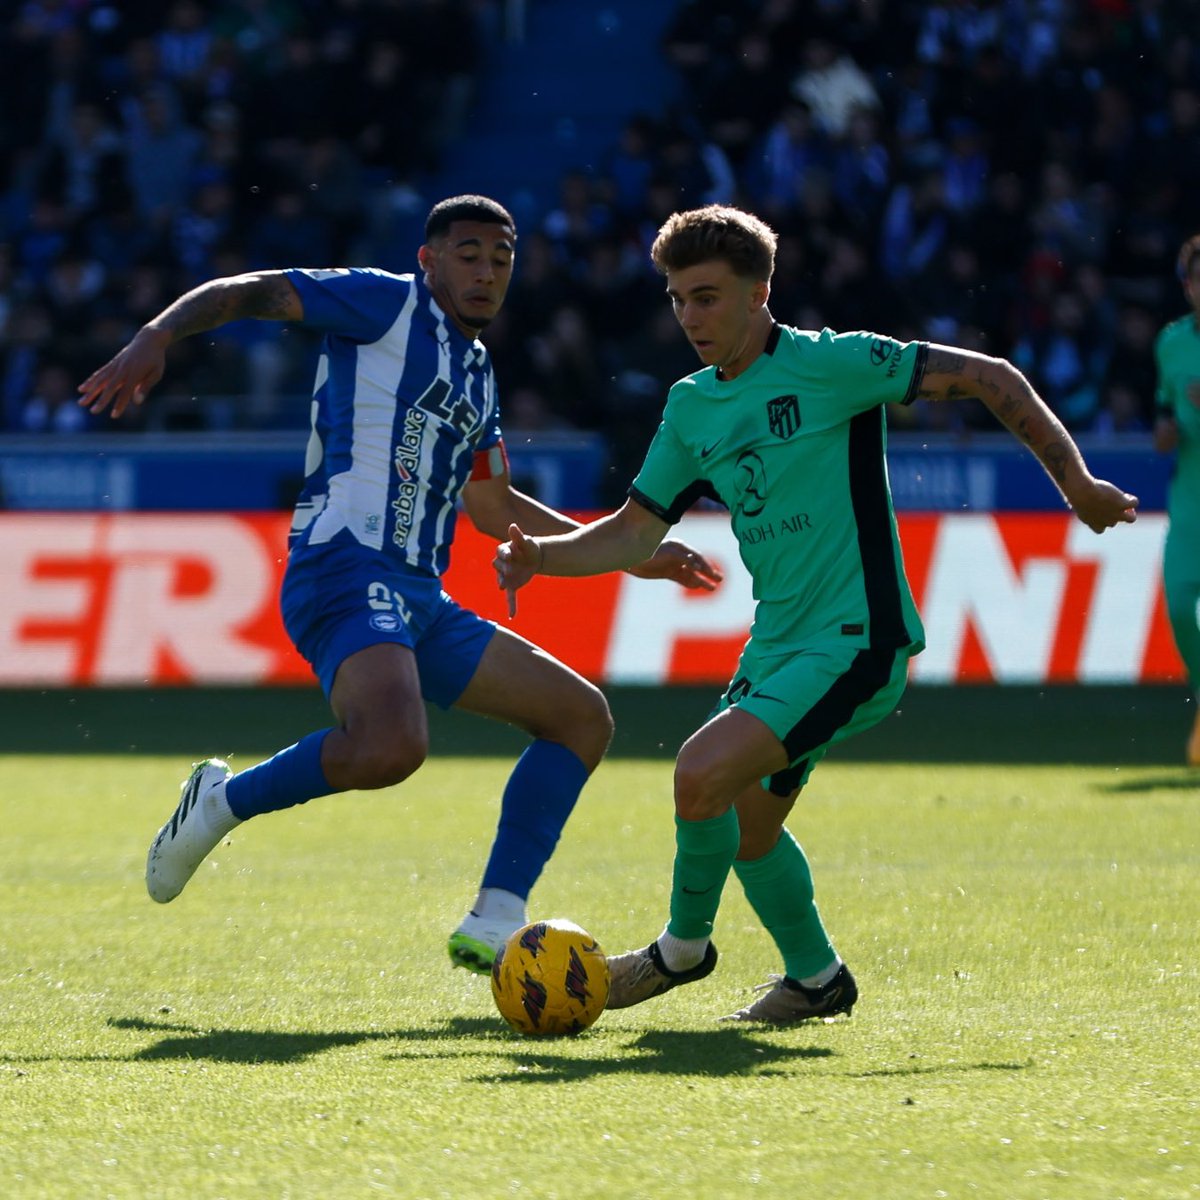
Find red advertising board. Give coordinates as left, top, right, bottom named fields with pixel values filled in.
left=0, top=512, right=1180, bottom=686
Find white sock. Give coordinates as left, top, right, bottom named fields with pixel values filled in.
left=471, top=888, right=527, bottom=925
left=797, top=956, right=843, bottom=989
left=656, top=926, right=708, bottom=973
left=203, top=779, right=241, bottom=838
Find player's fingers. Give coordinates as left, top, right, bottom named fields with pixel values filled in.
left=506, top=585, right=518, bottom=619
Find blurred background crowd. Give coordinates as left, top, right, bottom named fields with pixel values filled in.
left=2, top=0, right=1198, bottom=495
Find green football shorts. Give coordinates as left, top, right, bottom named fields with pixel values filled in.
left=713, top=639, right=914, bottom=795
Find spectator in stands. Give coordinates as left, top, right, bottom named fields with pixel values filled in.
left=0, top=0, right=1195, bottom=451
left=605, top=116, right=658, bottom=217
left=751, top=101, right=831, bottom=219
left=43, top=99, right=126, bottom=218
left=1097, top=304, right=1157, bottom=434
left=830, top=105, right=891, bottom=234
left=22, top=359, right=89, bottom=433
left=879, top=159, right=950, bottom=286
left=1, top=302, right=53, bottom=432
left=122, top=83, right=202, bottom=225
left=1013, top=291, right=1107, bottom=430
left=789, top=34, right=879, bottom=140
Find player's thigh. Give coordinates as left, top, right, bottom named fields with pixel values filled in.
left=674, top=706, right=791, bottom=820
left=726, top=642, right=909, bottom=794
left=329, top=642, right=427, bottom=739
left=454, top=625, right=612, bottom=767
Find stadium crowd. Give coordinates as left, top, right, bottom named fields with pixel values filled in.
left=2, top=0, right=1198, bottom=490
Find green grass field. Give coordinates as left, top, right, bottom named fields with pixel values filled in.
left=2, top=750, right=1198, bottom=1199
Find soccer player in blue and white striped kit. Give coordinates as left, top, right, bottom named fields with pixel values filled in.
left=78, top=195, right=721, bottom=973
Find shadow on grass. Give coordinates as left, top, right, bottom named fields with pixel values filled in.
left=1091, top=771, right=1200, bottom=793
left=107, top=1016, right=402, bottom=1063
left=848, top=1060, right=1030, bottom=1079
left=5, top=1015, right=838, bottom=1077
left=440, top=1024, right=836, bottom=1084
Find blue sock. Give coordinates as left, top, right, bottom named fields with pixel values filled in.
left=225, top=730, right=335, bottom=820
left=480, top=739, right=589, bottom=898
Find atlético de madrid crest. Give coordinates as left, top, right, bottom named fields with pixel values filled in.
left=767, top=394, right=800, bottom=439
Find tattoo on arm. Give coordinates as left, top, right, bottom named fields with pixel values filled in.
left=916, top=348, right=1001, bottom=406
left=1042, top=442, right=1069, bottom=483
left=156, top=274, right=297, bottom=339
left=919, top=346, right=1079, bottom=488
left=989, top=368, right=1074, bottom=484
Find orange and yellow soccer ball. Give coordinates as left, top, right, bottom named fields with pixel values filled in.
left=490, top=919, right=610, bottom=1036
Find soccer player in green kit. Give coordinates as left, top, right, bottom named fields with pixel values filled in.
left=494, top=205, right=1139, bottom=1022
left=1153, top=233, right=1200, bottom=765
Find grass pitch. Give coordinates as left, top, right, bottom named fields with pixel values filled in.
left=2, top=752, right=1197, bottom=1199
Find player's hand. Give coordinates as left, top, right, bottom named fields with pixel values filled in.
left=1069, top=477, right=1139, bottom=533
left=627, top=539, right=723, bottom=591
left=493, top=523, right=543, bottom=617
left=77, top=326, right=173, bottom=419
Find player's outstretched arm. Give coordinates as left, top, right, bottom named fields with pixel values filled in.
left=466, top=476, right=722, bottom=601
left=78, top=271, right=303, bottom=419
left=494, top=499, right=671, bottom=616
left=916, top=344, right=1139, bottom=533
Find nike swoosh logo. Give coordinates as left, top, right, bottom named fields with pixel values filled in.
left=699, top=437, right=726, bottom=459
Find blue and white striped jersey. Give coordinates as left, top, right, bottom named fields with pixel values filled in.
left=284, top=267, right=503, bottom=578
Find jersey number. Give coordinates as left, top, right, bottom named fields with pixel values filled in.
left=367, top=582, right=413, bottom=625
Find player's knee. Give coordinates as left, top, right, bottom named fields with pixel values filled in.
left=346, top=739, right=427, bottom=790
left=672, top=755, right=727, bottom=821
left=552, top=681, right=613, bottom=769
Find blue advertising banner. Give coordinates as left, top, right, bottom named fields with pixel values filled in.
left=0, top=432, right=1166, bottom=513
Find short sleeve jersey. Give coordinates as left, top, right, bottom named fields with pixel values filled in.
left=631, top=325, right=927, bottom=656
left=1154, top=314, right=1200, bottom=532
left=284, top=268, right=503, bottom=577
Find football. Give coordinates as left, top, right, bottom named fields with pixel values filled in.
left=490, top=918, right=610, bottom=1036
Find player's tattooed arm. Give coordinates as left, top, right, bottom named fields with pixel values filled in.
left=148, top=271, right=303, bottom=340
left=79, top=272, right=303, bottom=417
left=915, top=345, right=1078, bottom=485
left=913, top=343, right=1138, bottom=532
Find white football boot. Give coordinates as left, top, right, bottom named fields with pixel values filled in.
left=146, top=758, right=238, bottom=903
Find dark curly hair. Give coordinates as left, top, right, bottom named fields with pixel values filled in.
left=425, top=195, right=516, bottom=241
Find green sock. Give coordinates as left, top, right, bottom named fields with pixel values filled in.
left=733, top=828, right=836, bottom=980
left=666, top=809, right=740, bottom=940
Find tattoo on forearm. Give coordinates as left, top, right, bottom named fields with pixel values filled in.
left=1043, top=443, right=1069, bottom=483
left=998, top=376, right=1073, bottom=481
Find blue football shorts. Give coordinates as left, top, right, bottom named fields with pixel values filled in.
left=280, top=543, right=496, bottom=707
left=712, top=639, right=913, bottom=795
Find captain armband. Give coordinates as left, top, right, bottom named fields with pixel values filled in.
left=469, top=440, right=510, bottom=481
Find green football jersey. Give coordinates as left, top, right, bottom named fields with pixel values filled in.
left=1155, top=313, right=1200, bottom=532
left=631, top=324, right=927, bottom=656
